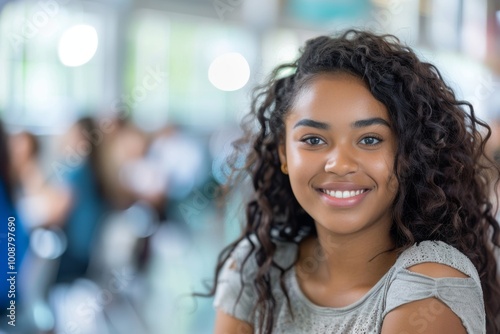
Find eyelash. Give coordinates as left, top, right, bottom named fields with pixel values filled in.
left=300, top=135, right=383, bottom=146
left=359, top=135, right=383, bottom=146
left=301, top=136, right=325, bottom=146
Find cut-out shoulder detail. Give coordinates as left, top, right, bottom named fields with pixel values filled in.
left=407, top=262, right=469, bottom=279
left=393, top=240, right=481, bottom=283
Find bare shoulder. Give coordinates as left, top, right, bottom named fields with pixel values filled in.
left=407, top=262, right=469, bottom=279
left=381, top=297, right=467, bottom=334
left=214, top=310, right=254, bottom=334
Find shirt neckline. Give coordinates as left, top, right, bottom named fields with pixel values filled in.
left=288, top=262, right=394, bottom=315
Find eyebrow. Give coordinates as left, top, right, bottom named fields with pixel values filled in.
left=352, top=117, right=391, bottom=129
left=293, top=117, right=391, bottom=130
left=293, top=119, right=330, bottom=130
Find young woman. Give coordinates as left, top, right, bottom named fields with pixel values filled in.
left=210, top=30, right=500, bottom=333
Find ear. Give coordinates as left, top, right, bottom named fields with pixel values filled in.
left=278, top=140, right=286, bottom=165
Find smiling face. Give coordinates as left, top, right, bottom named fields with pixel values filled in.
left=279, top=73, right=398, bottom=239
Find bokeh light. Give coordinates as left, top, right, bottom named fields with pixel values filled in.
left=208, top=52, right=250, bottom=91
left=58, top=25, right=99, bottom=67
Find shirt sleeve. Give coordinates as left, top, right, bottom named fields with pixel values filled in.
left=213, top=239, right=258, bottom=324
left=383, top=241, right=486, bottom=334
left=384, top=270, right=485, bottom=334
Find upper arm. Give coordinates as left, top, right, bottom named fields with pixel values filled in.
left=381, top=262, right=469, bottom=334
left=214, top=310, right=254, bottom=334
left=213, top=241, right=258, bottom=329
left=381, top=297, right=466, bottom=334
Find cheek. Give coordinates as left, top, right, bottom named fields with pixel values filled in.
left=387, top=175, right=399, bottom=197
left=367, top=150, right=397, bottom=182
left=286, top=145, right=319, bottom=175
left=376, top=157, right=398, bottom=195
left=286, top=148, right=317, bottom=195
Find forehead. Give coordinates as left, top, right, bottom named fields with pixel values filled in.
left=288, top=73, right=390, bottom=125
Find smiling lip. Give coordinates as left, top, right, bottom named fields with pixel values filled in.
left=317, top=184, right=371, bottom=207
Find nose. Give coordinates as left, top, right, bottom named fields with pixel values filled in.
left=324, top=144, right=358, bottom=175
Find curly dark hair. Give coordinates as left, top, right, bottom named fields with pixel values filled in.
left=208, top=29, right=500, bottom=333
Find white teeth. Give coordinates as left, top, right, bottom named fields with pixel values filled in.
left=323, top=189, right=366, bottom=199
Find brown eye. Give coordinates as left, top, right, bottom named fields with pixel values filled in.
left=302, top=137, right=324, bottom=146
left=359, top=136, right=382, bottom=146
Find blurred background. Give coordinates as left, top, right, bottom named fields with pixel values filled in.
left=0, top=0, right=499, bottom=333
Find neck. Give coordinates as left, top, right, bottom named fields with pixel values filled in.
left=297, top=227, right=396, bottom=285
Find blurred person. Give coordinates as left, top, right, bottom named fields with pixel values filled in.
left=48, top=117, right=157, bottom=334
left=210, top=30, right=500, bottom=333
left=9, top=131, right=70, bottom=229
left=54, top=116, right=111, bottom=283
left=89, top=117, right=155, bottom=274
left=7, top=128, right=68, bottom=332
left=126, top=124, right=220, bottom=334
left=99, top=118, right=149, bottom=209
left=9, top=131, right=43, bottom=194
left=0, top=120, right=29, bottom=318
left=88, top=118, right=158, bottom=277
left=147, top=123, right=209, bottom=223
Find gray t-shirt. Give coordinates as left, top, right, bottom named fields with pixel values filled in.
left=214, top=239, right=485, bottom=333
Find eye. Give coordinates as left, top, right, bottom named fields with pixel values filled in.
left=302, top=136, right=325, bottom=146
left=359, top=136, right=382, bottom=146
